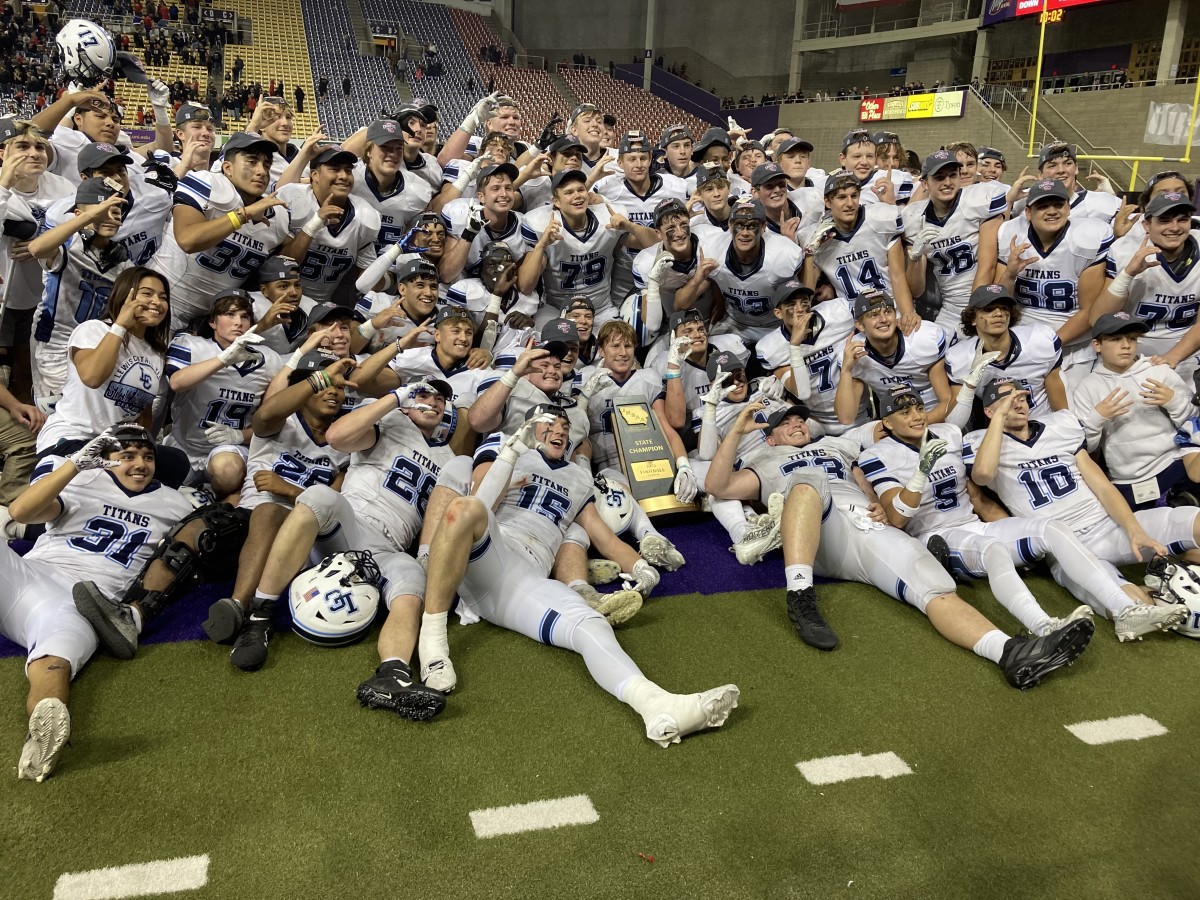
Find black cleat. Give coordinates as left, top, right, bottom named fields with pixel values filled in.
left=926, top=534, right=954, bottom=576
left=73, top=581, right=139, bottom=659
left=786, top=587, right=839, bottom=651
left=203, top=597, right=245, bottom=644
left=1000, top=618, right=1094, bottom=690
left=357, top=660, right=446, bottom=721
left=230, top=601, right=273, bottom=672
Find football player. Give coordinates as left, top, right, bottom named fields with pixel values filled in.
left=750, top=162, right=806, bottom=240
left=1027, top=142, right=1122, bottom=224
left=342, top=116, right=437, bottom=252
left=658, top=124, right=696, bottom=189
left=439, top=162, right=525, bottom=282
left=626, top=198, right=711, bottom=345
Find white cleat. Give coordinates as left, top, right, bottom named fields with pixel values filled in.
left=1038, top=604, right=1096, bottom=637
left=638, top=534, right=685, bottom=571
left=587, top=558, right=622, bottom=585
left=17, top=699, right=71, bottom=783
left=1115, top=603, right=1187, bottom=642
left=421, top=657, right=457, bottom=693
left=572, top=582, right=642, bottom=625
left=731, top=518, right=782, bottom=565
left=644, top=684, right=740, bottom=748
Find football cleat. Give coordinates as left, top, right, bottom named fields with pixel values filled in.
left=925, top=534, right=954, bottom=576
left=1114, top=603, right=1186, bottom=642
left=786, top=587, right=839, bottom=650
left=732, top=518, right=782, bottom=565
left=571, top=582, right=642, bottom=625
left=17, top=699, right=71, bottom=783
left=421, top=657, right=457, bottom=693
left=587, top=558, right=622, bottom=585
left=357, top=660, right=446, bottom=721
left=1037, top=604, right=1095, bottom=638
left=72, top=581, right=138, bottom=660
left=638, top=534, right=685, bottom=571
left=643, top=684, right=740, bottom=748
left=1000, top=618, right=1093, bottom=690
left=230, top=601, right=273, bottom=671
left=202, top=597, right=245, bottom=644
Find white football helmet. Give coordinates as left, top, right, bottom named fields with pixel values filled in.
left=289, top=551, right=382, bottom=646
left=1144, top=555, right=1200, bottom=638
left=56, top=19, right=116, bottom=87
left=594, top=471, right=634, bottom=536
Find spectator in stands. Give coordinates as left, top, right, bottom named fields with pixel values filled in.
left=318, top=76, right=328, bottom=101
left=294, top=86, right=304, bottom=114
left=343, top=75, right=351, bottom=99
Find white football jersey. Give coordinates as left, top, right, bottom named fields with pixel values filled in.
left=36, top=319, right=163, bottom=451
left=708, top=384, right=798, bottom=459
left=391, top=346, right=492, bottom=440
left=963, top=410, right=1103, bottom=531
left=0, top=173, right=75, bottom=312
left=943, top=324, right=1062, bottom=419
left=521, top=204, right=627, bottom=313
left=630, top=237, right=705, bottom=339
left=594, top=173, right=688, bottom=300
left=861, top=168, right=915, bottom=205
left=700, top=230, right=803, bottom=333
left=754, top=297, right=857, bottom=431
left=151, top=171, right=291, bottom=324
left=445, top=277, right=539, bottom=322
left=34, top=233, right=131, bottom=353
left=441, top=199, right=525, bottom=278
left=474, top=437, right=596, bottom=574
left=341, top=408, right=456, bottom=547
left=802, top=203, right=903, bottom=298
left=241, top=413, right=350, bottom=510
left=578, top=367, right=665, bottom=471
left=740, top=433, right=868, bottom=508
left=903, top=182, right=1008, bottom=327
left=250, top=292, right=317, bottom=355
left=1106, top=230, right=1200, bottom=358
left=25, top=467, right=192, bottom=599
left=857, top=425, right=977, bottom=536
left=850, top=321, right=948, bottom=410
left=646, top=337, right=746, bottom=434
left=474, top=374, right=591, bottom=448
left=349, top=159, right=435, bottom=252
left=163, top=334, right=282, bottom=468
left=276, top=185, right=380, bottom=303
left=996, top=217, right=1114, bottom=343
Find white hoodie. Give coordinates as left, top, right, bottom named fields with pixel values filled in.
left=1072, top=355, right=1195, bottom=484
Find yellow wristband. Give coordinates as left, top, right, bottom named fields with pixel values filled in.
left=227, top=211, right=242, bottom=229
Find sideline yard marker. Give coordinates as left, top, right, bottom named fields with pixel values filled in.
left=1065, top=714, right=1168, bottom=746
left=53, top=854, right=209, bottom=900
left=470, top=794, right=599, bottom=838
left=797, top=752, right=912, bottom=785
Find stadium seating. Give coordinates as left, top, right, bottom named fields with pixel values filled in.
left=112, top=60, right=210, bottom=129
left=557, top=66, right=710, bottom=143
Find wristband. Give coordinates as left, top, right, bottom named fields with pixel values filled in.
left=1109, top=269, right=1134, bottom=298
left=227, top=210, right=242, bottom=230
left=307, top=372, right=322, bottom=393
left=108, top=323, right=128, bottom=340
left=302, top=213, right=325, bottom=237
left=358, top=320, right=378, bottom=340
left=500, top=369, right=520, bottom=389
left=286, top=349, right=305, bottom=369
left=485, top=293, right=503, bottom=316
left=957, top=382, right=977, bottom=404
left=891, top=493, right=920, bottom=518
left=664, top=371, right=681, bottom=379
left=676, top=456, right=691, bottom=471
left=789, top=345, right=805, bottom=366
left=461, top=226, right=480, bottom=243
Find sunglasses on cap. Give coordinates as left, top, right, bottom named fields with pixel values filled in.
left=843, top=130, right=872, bottom=146
left=182, top=106, right=213, bottom=121
left=570, top=103, right=599, bottom=121
left=262, top=95, right=287, bottom=107
left=1147, top=171, right=1187, bottom=190
left=874, top=131, right=900, bottom=144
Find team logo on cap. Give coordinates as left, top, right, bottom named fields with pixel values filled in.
left=1162, top=191, right=1186, bottom=202
left=95, top=143, right=118, bottom=153
left=381, top=121, right=397, bottom=133
left=763, top=163, right=779, bottom=173
left=555, top=321, right=573, bottom=334
left=984, top=284, right=1004, bottom=294
left=1036, top=179, right=1056, bottom=190
left=931, top=150, right=950, bottom=161
left=1111, top=312, right=1131, bottom=321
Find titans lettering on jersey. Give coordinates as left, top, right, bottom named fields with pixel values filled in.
left=858, top=425, right=976, bottom=536
left=741, top=434, right=865, bottom=506
left=701, top=230, right=803, bottom=329
left=521, top=204, right=624, bottom=312
left=1106, top=230, right=1200, bottom=352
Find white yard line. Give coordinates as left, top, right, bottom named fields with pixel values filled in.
left=797, top=752, right=912, bottom=785
left=53, top=854, right=209, bottom=900
left=1065, top=714, right=1168, bottom=745
left=470, top=794, right=599, bottom=838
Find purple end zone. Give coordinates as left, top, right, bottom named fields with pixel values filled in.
left=0, top=520, right=789, bottom=660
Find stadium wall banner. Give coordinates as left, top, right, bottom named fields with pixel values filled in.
left=201, top=8, right=234, bottom=22
left=1144, top=102, right=1200, bottom=146
left=859, top=90, right=966, bottom=123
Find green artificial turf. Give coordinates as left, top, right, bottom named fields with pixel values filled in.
left=2, top=575, right=1199, bottom=900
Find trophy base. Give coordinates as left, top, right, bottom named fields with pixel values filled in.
left=637, top=495, right=699, bottom=517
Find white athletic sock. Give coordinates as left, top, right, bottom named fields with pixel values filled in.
left=418, top=610, right=449, bottom=660
left=981, top=543, right=1050, bottom=634
left=1041, top=526, right=1133, bottom=618
left=712, top=498, right=750, bottom=543
left=567, top=579, right=588, bottom=591
left=417, top=543, right=430, bottom=558
left=253, top=589, right=276, bottom=606
left=972, top=629, right=1009, bottom=664
left=629, top=503, right=656, bottom=541
left=381, top=656, right=405, bottom=666
left=785, top=564, right=814, bottom=592
left=130, top=605, right=143, bottom=634
left=569, top=616, right=643, bottom=698
left=619, top=674, right=671, bottom=715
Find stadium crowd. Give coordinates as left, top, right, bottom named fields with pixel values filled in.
left=3, top=17, right=1200, bottom=784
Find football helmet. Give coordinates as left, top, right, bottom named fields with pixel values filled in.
left=1144, top=555, right=1200, bottom=638
left=56, top=19, right=116, bottom=87
left=289, top=551, right=382, bottom=646
left=594, top=472, right=634, bottom=536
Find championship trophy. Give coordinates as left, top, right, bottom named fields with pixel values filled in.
left=610, top=395, right=696, bottom=516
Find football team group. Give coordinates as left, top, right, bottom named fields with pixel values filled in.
left=2, top=18, right=1197, bottom=785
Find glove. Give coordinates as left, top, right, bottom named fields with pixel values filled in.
left=217, top=331, right=265, bottom=366
left=757, top=375, right=786, bottom=401
left=393, top=379, right=437, bottom=411
left=964, top=346, right=1002, bottom=390
left=398, top=222, right=431, bottom=254
left=536, top=113, right=564, bottom=150
left=804, top=221, right=838, bottom=255
left=499, top=413, right=553, bottom=465
left=673, top=457, right=699, bottom=503
left=69, top=430, right=122, bottom=470
left=579, top=365, right=614, bottom=401
left=648, top=249, right=674, bottom=285
left=148, top=78, right=170, bottom=109
left=907, top=223, right=941, bottom=261
left=453, top=154, right=487, bottom=193
left=904, top=430, right=948, bottom=495
left=460, top=91, right=498, bottom=134
left=461, top=200, right=485, bottom=241
left=667, top=336, right=692, bottom=370
left=204, top=424, right=244, bottom=446
left=622, top=559, right=661, bottom=598
left=704, top=370, right=733, bottom=408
